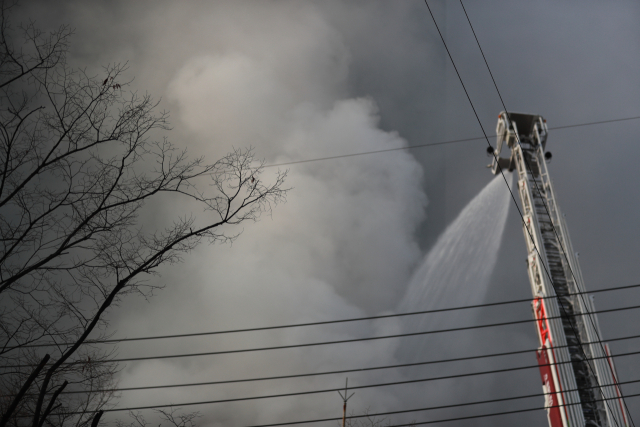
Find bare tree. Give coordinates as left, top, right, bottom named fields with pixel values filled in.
left=0, top=2, right=288, bottom=427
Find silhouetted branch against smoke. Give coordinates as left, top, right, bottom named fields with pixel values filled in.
left=0, top=0, right=72, bottom=90
left=0, top=3, right=288, bottom=427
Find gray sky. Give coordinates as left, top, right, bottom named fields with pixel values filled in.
left=15, top=1, right=640, bottom=426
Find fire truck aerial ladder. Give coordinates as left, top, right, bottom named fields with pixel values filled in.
left=488, top=112, right=628, bottom=427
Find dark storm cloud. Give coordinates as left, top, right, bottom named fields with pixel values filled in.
left=11, top=0, right=640, bottom=426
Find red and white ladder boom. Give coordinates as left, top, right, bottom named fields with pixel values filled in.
left=489, top=112, right=628, bottom=427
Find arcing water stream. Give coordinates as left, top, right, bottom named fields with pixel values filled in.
left=398, top=173, right=513, bottom=360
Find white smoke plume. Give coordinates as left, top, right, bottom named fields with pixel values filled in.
left=102, top=2, right=427, bottom=426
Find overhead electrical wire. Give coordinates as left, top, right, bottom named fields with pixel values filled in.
left=52, top=348, right=640, bottom=397
left=5, top=332, right=640, bottom=398
left=456, top=0, right=636, bottom=423
left=9, top=281, right=640, bottom=350
left=8, top=304, right=640, bottom=368
left=40, top=387, right=640, bottom=421
left=260, top=115, right=640, bottom=169
left=246, top=392, right=640, bottom=427
left=16, top=360, right=640, bottom=414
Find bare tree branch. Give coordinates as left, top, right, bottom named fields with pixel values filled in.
left=0, top=4, right=288, bottom=427
left=0, top=354, right=48, bottom=427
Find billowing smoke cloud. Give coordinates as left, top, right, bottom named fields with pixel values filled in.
left=7, top=0, right=640, bottom=425
left=105, top=2, right=427, bottom=426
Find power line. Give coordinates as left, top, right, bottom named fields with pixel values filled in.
left=550, top=116, right=640, bottom=131
left=6, top=332, right=640, bottom=397
left=259, top=115, right=640, bottom=169
left=20, top=355, right=640, bottom=414
left=457, top=1, right=636, bottom=424
left=9, top=303, right=640, bottom=368
left=11, top=281, right=640, bottom=350
left=250, top=392, right=640, bottom=427
left=55, top=347, right=640, bottom=397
